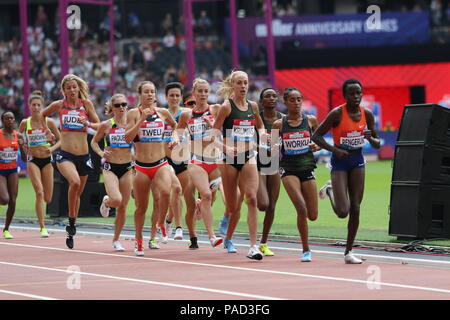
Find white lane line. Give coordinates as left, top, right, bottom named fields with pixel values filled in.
left=10, top=226, right=450, bottom=267
left=0, top=289, right=59, bottom=300
left=0, top=261, right=282, bottom=300
left=1, top=241, right=450, bottom=295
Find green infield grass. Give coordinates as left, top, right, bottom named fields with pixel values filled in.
left=6, top=160, right=450, bottom=246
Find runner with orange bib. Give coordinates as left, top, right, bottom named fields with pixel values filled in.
left=312, top=79, right=380, bottom=264
left=1, top=111, right=27, bottom=239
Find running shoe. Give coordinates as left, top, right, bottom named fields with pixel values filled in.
left=259, top=243, right=274, bottom=256
left=219, top=216, right=229, bottom=235
left=113, top=240, right=125, bottom=252
left=65, top=224, right=76, bottom=249
left=66, top=235, right=74, bottom=249
left=149, top=239, right=160, bottom=249
left=135, top=240, right=144, bottom=256
left=344, top=251, right=363, bottom=264
left=301, top=251, right=312, bottom=262
left=174, top=227, right=183, bottom=240
left=40, top=228, right=49, bottom=238
left=319, top=180, right=332, bottom=199
left=189, top=237, right=199, bottom=250
left=209, top=236, right=223, bottom=247
left=159, top=224, right=168, bottom=244
left=65, top=224, right=76, bottom=236
left=194, top=199, right=202, bottom=220
left=3, top=230, right=13, bottom=239
left=100, top=195, right=110, bottom=218
left=165, top=221, right=173, bottom=238
left=224, top=239, right=237, bottom=253
left=246, top=245, right=263, bottom=260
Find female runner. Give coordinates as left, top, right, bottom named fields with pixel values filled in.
left=312, top=79, right=380, bottom=264
left=272, top=87, right=320, bottom=262
left=256, top=88, right=284, bottom=256
left=91, top=93, right=133, bottom=251
left=212, top=70, right=267, bottom=260
left=40, top=74, right=100, bottom=249
left=1, top=112, right=27, bottom=239
left=125, top=81, right=179, bottom=256
left=176, top=78, right=223, bottom=250
left=19, top=91, right=60, bottom=237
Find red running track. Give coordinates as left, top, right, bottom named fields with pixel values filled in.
left=0, top=229, right=450, bottom=300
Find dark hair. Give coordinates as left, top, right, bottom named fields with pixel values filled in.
left=1, top=111, right=14, bottom=122
left=283, top=87, right=302, bottom=101
left=165, top=82, right=184, bottom=96
left=28, top=90, right=45, bottom=104
left=183, top=91, right=193, bottom=103
left=342, top=78, right=362, bottom=96
left=259, top=88, right=277, bottom=100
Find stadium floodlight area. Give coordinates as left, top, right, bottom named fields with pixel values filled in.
left=184, top=0, right=276, bottom=88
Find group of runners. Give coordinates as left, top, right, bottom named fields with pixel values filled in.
left=0, top=71, right=380, bottom=263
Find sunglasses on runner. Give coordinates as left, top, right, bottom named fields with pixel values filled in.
left=185, top=100, right=196, bottom=106
left=113, top=102, right=128, bottom=108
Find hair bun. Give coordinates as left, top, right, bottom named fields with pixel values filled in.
left=31, top=90, right=43, bottom=96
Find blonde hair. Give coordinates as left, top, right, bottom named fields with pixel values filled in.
left=192, top=78, right=209, bottom=91
left=136, top=80, right=155, bottom=107
left=28, top=90, right=44, bottom=105
left=216, top=70, right=248, bottom=100
left=61, top=74, right=90, bottom=100
left=105, top=93, right=126, bottom=115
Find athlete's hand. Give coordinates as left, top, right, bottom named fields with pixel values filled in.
left=202, top=115, right=214, bottom=128
left=309, top=143, right=321, bottom=152
left=332, top=147, right=348, bottom=159
left=45, top=128, right=55, bottom=143
left=17, top=133, right=25, bottom=146
left=140, top=108, right=153, bottom=123
left=260, top=132, right=270, bottom=148
left=363, top=129, right=372, bottom=140
left=102, top=150, right=112, bottom=162
left=224, top=145, right=237, bottom=158
left=168, top=138, right=179, bottom=150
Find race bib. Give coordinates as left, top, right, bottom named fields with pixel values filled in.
left=138, top=120, right=164, bottom=142
left=188, top=116, right=214, bottom=140
left=282, top=131, right=311, bottom=155
left=108, top=128, right=131, bottom=148
left=27, top=129, right=48, bottom=147
left=162, top=123, right=174, bottom=142
left=231, top=119, right=256, bottom=142
left=0, top=147, right=17, bottom=163
left=61, top=110, right=85, bottom=130
left=339, top=130, right=365, bottom=150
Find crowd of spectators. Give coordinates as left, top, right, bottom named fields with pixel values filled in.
left=3, top=1, right=449, bottom=125
left=0, top=7, right=270, bottom=124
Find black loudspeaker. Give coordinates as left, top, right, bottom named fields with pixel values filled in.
left=389, top=104, right=450, bottom=239
left=397, top=104, right=450, bottom=147
left=392, top=143, right=450, bottom=185
left=46, top=181, right=115, bottom=218
left=389, top=183, right=450, bottom=239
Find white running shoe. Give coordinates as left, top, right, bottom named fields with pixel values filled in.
left=165, top=221, right=173, bottom=238
left=246, top=245, right=263, bottom=260
left=319, top=181, right=332, bottom=200
left=134, top=241, right=144, bottom=256
left=113, top=241, right=125, bottom=252
left=100, top=195, right=110, bottom=218
left=159, top=224, right=168, bottom=244
left=174, top=227, right=183, bottom=240
left=344, top=251, right=363, bottom=264
left=209, top=236, right=223, bottom=247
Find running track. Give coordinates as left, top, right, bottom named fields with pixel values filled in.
left=1, top=228, right=450, bottom=301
